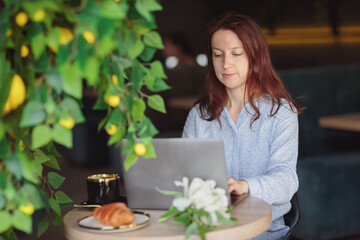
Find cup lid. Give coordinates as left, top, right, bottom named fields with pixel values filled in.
left=87, top=173, right=119, bottom=182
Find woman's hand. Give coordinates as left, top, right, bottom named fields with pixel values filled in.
left=228, top=176, right=249, bottom=195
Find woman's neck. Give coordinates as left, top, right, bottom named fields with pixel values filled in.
left=225, top=87, right=247, bottom=124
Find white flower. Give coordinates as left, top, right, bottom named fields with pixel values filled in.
left=173, top=177, right=231, bottom=226
left=174, top=177, right=189, bottom=197
left=172, top=197, right=192, bottom=211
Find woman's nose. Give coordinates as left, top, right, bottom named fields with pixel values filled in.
left=223, top=56, right=232, bottom=69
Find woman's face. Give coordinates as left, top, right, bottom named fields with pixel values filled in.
left=211, top=29, right=249, bottom=92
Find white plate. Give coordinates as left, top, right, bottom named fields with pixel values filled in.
left=78, top=211, right=150, bottom=233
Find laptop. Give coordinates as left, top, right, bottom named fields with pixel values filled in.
left=120, top=138, right=248, bottom=209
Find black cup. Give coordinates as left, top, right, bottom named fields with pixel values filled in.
left=87, top=174, right=120, bottom=205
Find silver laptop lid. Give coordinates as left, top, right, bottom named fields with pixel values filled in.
left=120, top=138, right=230, bottom=210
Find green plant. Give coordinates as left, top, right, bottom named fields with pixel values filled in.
left=0, top=0, right=167, bottom=238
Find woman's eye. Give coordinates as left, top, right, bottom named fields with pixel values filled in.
left=233, top=53, right=242, bottom=56
left=213, top=53, right=222, bottom=57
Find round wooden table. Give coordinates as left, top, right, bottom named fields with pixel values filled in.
left=63, top=196, right=271, bottom=240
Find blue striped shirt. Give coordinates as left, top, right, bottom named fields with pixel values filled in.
left=182, top=96, right=299, bottom=239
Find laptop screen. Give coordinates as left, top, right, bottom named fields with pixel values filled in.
left=120, top=138, right=231, bottom=210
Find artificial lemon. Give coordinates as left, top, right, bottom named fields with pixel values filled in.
left=19, top=140, right=26, bottom=151
left=32, top=9, right=46, bottom=22
left=107, top=95, right=120, bottom=107
left=134, top=143, right=146, bottom=156
left=112, top=75, right=119, bottom=86
left=15, top=12, right=29, bottom=27
left=5, top=74, right=26, bottom=111
left=2, top=101, right=12, bottom=116
left=59, top=117, right=75, bottom=129
left=59, top=27, right=73, bottom=45
left=6, top=29, right=12, bottom=37
left=49, top=45, right=58, bottom=53
left=20, top=45, right=29, bottom=58
left=82, top=31, right=95, bottom=44
left=18, top=203, right=35, bottom=215
left=106, top=124, right=117, bottom=135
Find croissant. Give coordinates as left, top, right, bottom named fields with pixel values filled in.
left=93, top=202, right=135, bottom=226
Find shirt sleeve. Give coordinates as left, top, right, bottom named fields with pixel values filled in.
left=242, top=106, right=299, bottom=205
left=182, top=105, right=199, bottom=138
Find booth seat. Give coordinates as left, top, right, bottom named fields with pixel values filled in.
left=279, top=64, right=360, bottom=239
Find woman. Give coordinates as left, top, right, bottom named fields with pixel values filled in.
left=182, top=12, right=303, bottom=239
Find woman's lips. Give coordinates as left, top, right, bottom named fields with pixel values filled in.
left=222, top=73, right=235, bottom=78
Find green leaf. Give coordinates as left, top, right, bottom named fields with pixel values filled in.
left=0, top=193, right=5, bottom=209
left=124, top=151, right=138, bottom=172
left=98, top=37, right=116, bottom=58
left=52, top=212, right=63, bottom=226
left=128, top=38, right=144, bottom=59
left=109, top=107, right=124, bottom=124
left=0, top=171, right=6, bottom=189
left=97, top=18, right=116, bottom=40
left=34, top=51, right=50, bottom=73
left=44, top=155, right=60, bottom=170
left=46, top=68, right=64, bottom=94
left=100, top=1, right=128, bottom=19
left=4, top=185, right=16, bottom=200
left=84, top=56, right=100, bottom=87
left=0, top=137, right=9, bottom=158
left=5, top=154, right=23, bottom=180
left=185, top=222, right=198, bottom=239
left=147, top=77, right=171, bottom=92
left=0, top=211, right=11, bottom=233
left=157, top=206, right=180, bottom=223
left=138, top=118, right=159, bottom=138
left=130, top=62, right=146, bottom=91
left=31, top=31, right=46, bottom=60
left=144, top=31, right=164, bottom=49
left=139, top=47, right=156, bottom=62
left=37, top=217, right=49, bottom=238
left=93, top=93, right=107, bottom=110
left=45, top=99, right=56, bottom=114
left=32, top=125, right=52, bottom=149
left=112, top=55, right=133, bottom=71
left=150, top=60, right=167, bottom=78
left=33, top=149, right=51, bottom=164
left=215, top=211, right=234, bottom=226
left=148, top=94, right=166, bottom=113
left=23, top=1, right=61, bottom=14
left=60, top=97, right=85, bottom=123
left=48, top=172, right=65, bottom=189
left=12, top=209, right=32, bottom=234
left=52, top=124, right=73, bottom=148
left=55, top=191, right=73, bottom=204
left=20, top=183, right=44, bottom=209
left=32, top=159, right=43, bottom=178
left=20, top=153, right=39, bottom=184
left=48, top=198, right=61, bottom=216
left=60, top=63, right=82, bottom=99
left=155, top=188, right=183, bottom=198
left=175, top=211, right=191, bottom=226
left=122, top=138, right=135, bottom=154
left=142, top=141, right=156, bottom=158
left=132, top=98, right=146, bottom=121
left=20, top=101, right=46, bottom=127
left=45, top=27, right=60, bottom=48
left=57, top=44, right=71, bottom=66
left=0, top=53, right=11, bottom=115
left=135, top=0, right=162, bottom=22
left=108, top=125, right=126, bottom=147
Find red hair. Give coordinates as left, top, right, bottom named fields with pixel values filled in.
left=198, top=12, right=303, bottom=125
